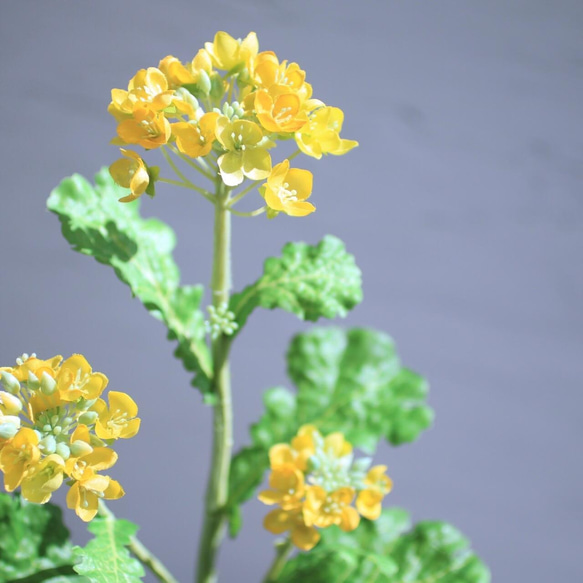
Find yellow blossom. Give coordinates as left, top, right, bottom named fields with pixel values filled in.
left=117, top=108, right=172, bottom=150
left=108, top=67, right=174, bottom=121
left=21, top=454, right=65, bottom=504
left=172, top=111, right=220, bottom=158
left=158, top=55, right=197, bottom=88
left=0, top=428, right=40, bottom=491
left=263, top=508, right=320, bottom=551
left=204, top=31, right=258, bottom=71
left=1, top=355, right=62, bottom=383
left=356, top=465, right=393, bottom=520
left=215, top=117, right=272, bottom=186
left=94, top=391, right=141, bottom=440
left=254, top=88, right=309, bottom=134
left=258, top=463, right=305, bottom=511
left=252, top=52, right=306, bottom=91
left=56, top=354, right=108, bottom=403
left=295, top=106, right=358, bottom=159
left=261, top=160, right=315, bottom=217
left=109, top=149, right=150, bottom=203
left=303, top=485, right=360, bottom=532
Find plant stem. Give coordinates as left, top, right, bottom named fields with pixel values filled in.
left=196, top=180, right=234, bottom=583
left=229, top=205, right=266, bottom=218
left=161, top=147, right=215, bottom=202
left=262, top=539, right=293, bottom=583
left=97, top=501, right=178, bottom=583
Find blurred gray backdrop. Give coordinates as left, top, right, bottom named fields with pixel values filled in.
left=1, top=1, right=582, bottom=581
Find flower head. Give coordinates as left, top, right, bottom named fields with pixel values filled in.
left=109, top=149, right=151, bottom=203
left=258, top=426, right=392, bottom=551
left=204, top=31, right=258, bottom=72
left=0, top=353, right=139, bottom=520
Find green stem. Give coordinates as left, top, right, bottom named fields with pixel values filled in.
left=168, top=144, right=215, bottom=181
left=229, top=205, right=266, bottom=218
left=227, top=180, right=260, bottom=208
left=196, top=180, right=234, bottom=583
left=262, top=539, right=293, bottom=583
left=97, top=501, right=178, bottom=583
left=161, top=147, right=214, bottom=202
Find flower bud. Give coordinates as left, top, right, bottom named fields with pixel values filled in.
left=70, top=440, right=93, bottom=457
left=0, top=371, right=20, bottom=395
left=55, top=443, right=71, bottom=460
left=40, top=372, right=57, bottom=395
left=197, top=69, right=212, bottom=96
left=0, top=391, right=23, bottom=415
left=27, top=371, right=40, bottom=390
left=78, top=411, right=98, bottom=425
left=0, top=422, right=19, bottom=439
left=40, top=435, right=57, bottom=454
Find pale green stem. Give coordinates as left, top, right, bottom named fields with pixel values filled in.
left=262, top=539, right=293, bottom=583
left=196, top=180, right=234, bottom=583
left=158, top=177, right=196, bottom=189
left=287, top=149, right=301, bottom=162
left=168, top=144, right=215, bottom=181
left=97, top=501, right=178, bottom=583
left=161, top=147, right=214, bottom=202
left=227, top=180, right=260, bottom=208
left=228, top=205, right=266, bottom=218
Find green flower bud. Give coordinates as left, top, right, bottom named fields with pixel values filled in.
left=0, top=391, right=22, bottom=415
left=0, top=423, right=18, bottom=439
left=40, top=435, right=57, bottom=454
left=40, top=372, right=57, bottom=395
left=70, top=440, right=93, bottom=457
left=55, top=443, right=70, bottom=461
left=197, top=69, right=212, bottom=96
left=0, top=371, right=20, bottom=395
left=27, top=371, right=40, bottom=391
left=78, top=411, right=98, bottom=425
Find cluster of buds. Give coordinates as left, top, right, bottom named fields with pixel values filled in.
left=108, top=31, right=357, bottom=216
left=0, top=353, right=140, bottom=521
left=258, top=426, right=392, bottom=550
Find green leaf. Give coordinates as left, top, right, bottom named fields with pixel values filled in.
left=229, top=235, right=362, bottom=332
left=279, top=509, right=490, bottom=583
left=0, top=492, right=74, bottom=581
left=47, top=169, right=212, bottom=397
left=73, top=517, right=144, bottom=582
left=228, top=327, right=433, bottom=532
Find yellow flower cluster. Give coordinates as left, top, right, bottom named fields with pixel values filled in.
left=0, top=353, right=140, bottom=521
left=108, top=31, right=357, bottom=216
left=258, top=426, right=392, bottom=550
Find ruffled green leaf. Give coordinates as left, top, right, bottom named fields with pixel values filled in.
left=279, top=509, right=490, bottom=583
left=47, top=169, right=212, bottom=397
left=228, top=328, right=433, bottom=533
left=73, top=517, right=144, bottom=582
left=0, top=492, right=74, bottom=581
left=229, top=235, right=362, bottom=332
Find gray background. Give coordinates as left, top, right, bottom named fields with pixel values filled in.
left=1, top=1, right=582, bottom=581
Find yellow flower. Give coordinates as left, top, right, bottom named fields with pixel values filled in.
left=109, top=149, right=150, bottom=203
left=21, top=454, right=65, bottom=504
left=261, top=160, right=315, bottom=217
left=258, top=463, right=305, bottom=511
left=252, top=52, right=306, bottom=90
left=356, top=465, right=392, bottom=520
left=254, top=88, right=308, bottom=134
left=295, top=106, right=358, bottom=159
left=263, top=508, right=320, bottom=551
left=117, top=108, right=172, bottom=150
left=158, top=55, right=197, bottom=88
left=215, top=118, right=272, bottom=186
left=108, top=67, right=174, bottom=121
left=65, top=447, right=124, bottom=521
left=303, top=485, right=360, bottom=532
left=172, top=111, right=220, bottom=158
left=204, top=31, right=258, bottom=71
left=94, top=391, right=141, bottom=440
left=56, top=354, right=108, bottom=403
left=1, top=355, right=62, bottom=383
left=0, top=428, right=40, bottom=491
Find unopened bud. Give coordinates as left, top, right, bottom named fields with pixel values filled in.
left=55, top=443, right=70, bottom=460
left=0, top=371, right=20, bottom=395
left=0, top=391, right=22, bottom=415
left=27, top=371, right=40, bottom=390
left=197, top=69, right=212, bottom=96
left=0, top=422, right=19, bottom=439
left=78, top=411, right=98, bottom=425
left=70, top=440, right=93, bottom=457
left=40, top=435, right=57, bottom=454
left=40, top=372, right=57, bottom=395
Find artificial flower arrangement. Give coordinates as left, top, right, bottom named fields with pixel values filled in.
left=0, top=31, right=490, bottom=583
